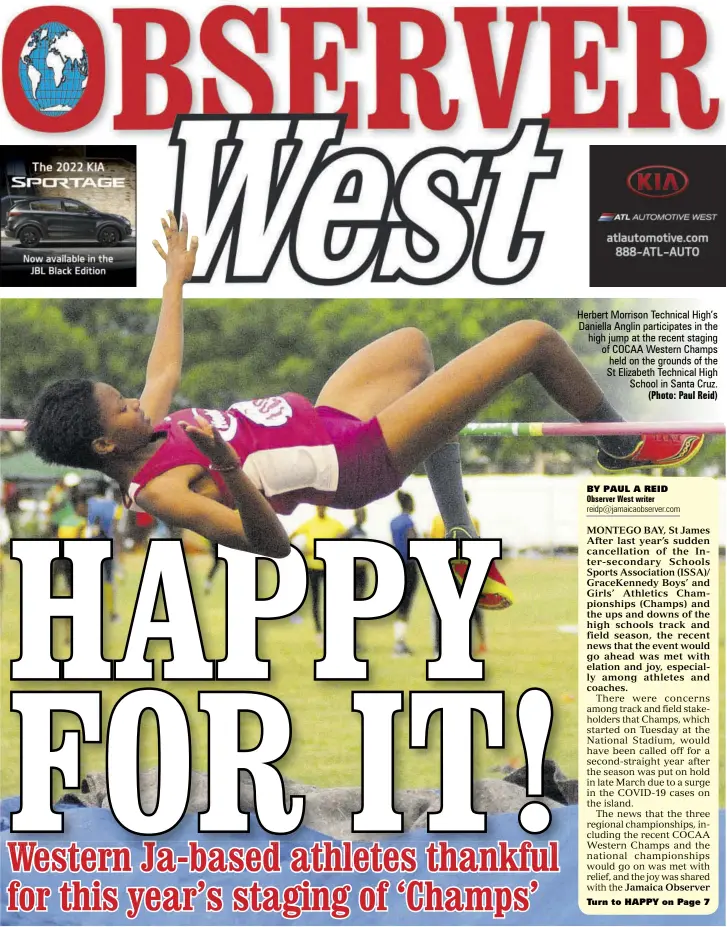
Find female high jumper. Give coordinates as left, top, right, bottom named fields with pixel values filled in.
left=27, top=214, right=703, bottom=609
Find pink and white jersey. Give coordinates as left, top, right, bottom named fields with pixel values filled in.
left=127, top=394, right=339, bottom=515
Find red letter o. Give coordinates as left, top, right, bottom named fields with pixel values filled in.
left=3, top=6, right=104, bottom=132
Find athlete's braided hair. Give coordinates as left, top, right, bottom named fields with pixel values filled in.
left=26, top=379, right=105, bottom=469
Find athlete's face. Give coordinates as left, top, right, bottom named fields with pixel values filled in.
left=93, top=382, right=154, bottom=457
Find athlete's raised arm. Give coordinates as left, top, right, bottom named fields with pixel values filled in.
left=139, top=211, right=199, bottom=426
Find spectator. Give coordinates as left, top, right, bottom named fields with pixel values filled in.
left=49, top=473, right=83, bottom=593
left=87, top=480, right=122, bottom=623
left=45, top=475, right=72, bottom=538
left=289, top=506, right=345, bottom=640
left=339, top=508, right=369, bottom=600
left=389, top=491, right=418, bottom=656
left=430, top=490, right=486, bottom=655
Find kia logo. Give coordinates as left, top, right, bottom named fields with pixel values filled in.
left=626, top=165, right=689, bottom=198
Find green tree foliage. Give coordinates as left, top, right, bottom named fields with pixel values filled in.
left=1, top=300, right=94, bottom=416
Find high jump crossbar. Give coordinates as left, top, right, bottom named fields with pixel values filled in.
left=461, top=422, right=725, bottom=437
left=1, top=419, right=724, bottom=436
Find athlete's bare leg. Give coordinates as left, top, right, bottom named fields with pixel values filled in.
left=315, top=328, right=490, bottom=561
left=377, top=320, right=605, bottom=476
left=315, top=328, right=434, bottom=419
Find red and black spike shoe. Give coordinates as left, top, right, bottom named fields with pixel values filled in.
left=447, top=527, right=514, bottom=610
left=598, top=433, right=704, bottom=472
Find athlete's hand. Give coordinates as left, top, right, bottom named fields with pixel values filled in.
left=152, top=211, right=198, bottom=283
left=181, top=415, right=241, bottom=471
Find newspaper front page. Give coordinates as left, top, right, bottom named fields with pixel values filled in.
left=0, top=1, right=724, bottom=925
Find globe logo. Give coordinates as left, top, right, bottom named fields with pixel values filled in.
left=18, top=21, right=88, bottom=117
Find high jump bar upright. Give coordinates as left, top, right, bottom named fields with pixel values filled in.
left=1, top=419, right=724, bottom=436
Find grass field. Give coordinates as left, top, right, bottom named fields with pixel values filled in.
left=1, top=553, right=723, bottom=800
